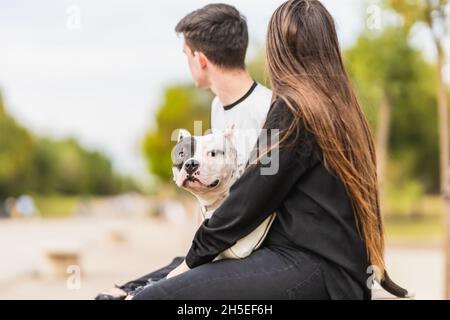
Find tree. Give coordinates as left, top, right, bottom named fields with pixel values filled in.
left=387, top=0, right=450, bottom=297
left=247, top=52, right=269, bottom=87
left=31, top=137, right=136, bottom=195
left=143, top=86, right=212, bottom=182
left=1, top=92, right=137, bottom=198
left=0, top=93, right=35, bottom=197
left=345, top=27, right=439, bottom=214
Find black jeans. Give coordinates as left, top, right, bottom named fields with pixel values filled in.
left=121, top=243, right=329, bottom=300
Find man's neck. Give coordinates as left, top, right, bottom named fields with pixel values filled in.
left=209, top=69, right=254, bottom=107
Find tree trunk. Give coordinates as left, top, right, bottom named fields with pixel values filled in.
left=435, top=40, right=450, bottom=299
left=376, top=94, right=391, bottom=216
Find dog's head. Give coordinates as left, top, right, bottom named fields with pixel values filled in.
left=171, top=127, right=241, bottom=196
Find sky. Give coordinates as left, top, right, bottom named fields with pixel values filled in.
left=0, top=0, right=447, bottom=181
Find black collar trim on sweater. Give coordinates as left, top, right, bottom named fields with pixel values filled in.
left=223, top=81, right=258, bottom=111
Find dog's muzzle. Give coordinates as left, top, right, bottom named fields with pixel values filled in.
left=184, top=159, right=200, bottom=175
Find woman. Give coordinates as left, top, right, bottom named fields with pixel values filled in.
left=129, top=0, right=385, bottom=300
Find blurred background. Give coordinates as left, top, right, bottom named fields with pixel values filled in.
left=0, top=0, right=449, bottom=299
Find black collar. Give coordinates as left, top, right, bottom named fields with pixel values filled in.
left=223, top=81, right=258, bottom=111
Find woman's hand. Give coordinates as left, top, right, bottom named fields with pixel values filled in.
left=166, top=259, right=191, bottom=279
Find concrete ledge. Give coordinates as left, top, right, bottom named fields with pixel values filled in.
left=372, top=288, right=414, bottom=300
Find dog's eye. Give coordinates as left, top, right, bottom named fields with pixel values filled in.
left=207, top=150, right=224, bottom=157
left=178, top=151, right=184, bottom=158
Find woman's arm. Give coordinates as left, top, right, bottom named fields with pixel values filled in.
left=185, top=99, right=319, bottom=269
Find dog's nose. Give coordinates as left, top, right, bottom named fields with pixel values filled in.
left=184, top=159, right=200, bottom=175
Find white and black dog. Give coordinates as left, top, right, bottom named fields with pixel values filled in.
left=172, top=127, right=276, bottom=260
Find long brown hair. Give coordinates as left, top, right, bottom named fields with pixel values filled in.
left=265, top=0, right=385, bottom=273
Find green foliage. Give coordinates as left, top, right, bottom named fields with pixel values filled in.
left=0, top=95, right=35, bottom=196
left=30, top=138, right=136, bottom=195
left=385, top=213, right=443, bottom=240
left=0, top=93, right=137, bottom=198
left=345, top=27, right=440, bottom=192
left=247, top=52, right=269, bottom=87
left=143, top=86, right=212, bottom=181
left=386, top=0, right=449, bottom=31
left=385, top=0, right=448, bottom=195
left=33, top=195, right=79, bottom=218
left=385, top=153, right=425, bottom=216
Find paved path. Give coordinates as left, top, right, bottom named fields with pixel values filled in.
left=0, top=218, right=444, bottom=299
left=384, top=245, right=443, bottom=299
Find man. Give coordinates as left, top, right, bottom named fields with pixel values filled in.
left=176, top=3, right=272, bottom=163
left=95, top=3, right=272, bottom=299
left=166, top=3, right=273, bottom=278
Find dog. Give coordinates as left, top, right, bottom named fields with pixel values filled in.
left=171, top=127, right=276, bottom=260
left=171, top=128, right=413, bottom=299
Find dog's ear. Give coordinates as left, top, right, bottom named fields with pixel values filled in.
left=177, top=129, right=191, bottom=142
left=224, top=125, right=235, bottom=140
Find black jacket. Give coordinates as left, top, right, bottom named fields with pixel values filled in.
left=185, top=98, right=371, bottom=300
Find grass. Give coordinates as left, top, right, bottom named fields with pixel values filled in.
left=385, top=216, right=443, bottom=242
left=19, top=193, right=449, bottom=243
left=33, top=195, right=80, bottom=218
left=384, top=195, right=444, bottom=243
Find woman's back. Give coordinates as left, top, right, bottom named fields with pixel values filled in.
left=257, top=98, right=371, bottom=299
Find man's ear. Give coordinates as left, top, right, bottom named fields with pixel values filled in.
left=177, top=129, right=191, bottom=142
left=194, top=51, right=208, bottom=69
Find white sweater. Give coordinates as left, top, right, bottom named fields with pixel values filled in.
left=210, top=81, right=272, bottom=164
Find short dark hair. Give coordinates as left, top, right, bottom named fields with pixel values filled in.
left=175, top=3, right=248, bottom=70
